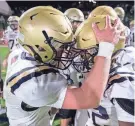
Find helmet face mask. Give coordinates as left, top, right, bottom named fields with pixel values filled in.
left=71, top=21, right=82, bottom=33
left=9, top=21, right=18, bottom=30
left=44, top=37, right=79, bottom=70
left=8, top=16, right=19, bottom=30
left=72, top=45, right=98, bottom=73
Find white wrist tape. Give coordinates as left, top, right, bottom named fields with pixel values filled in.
left=97, top=42, right=115, bottom=59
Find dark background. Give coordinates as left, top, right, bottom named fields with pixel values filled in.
left=0, top=1, right=135, bottom=27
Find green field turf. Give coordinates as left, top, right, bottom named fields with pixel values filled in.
left=0, top=46, right=61, bottom=126
left=0, top=46, right=9, bottom=80
left=0, top=46, right=9, bottom=60
left=0, top=46, right=9, bottom=126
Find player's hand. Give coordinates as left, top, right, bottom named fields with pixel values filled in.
left=92, top=15, right=122, bottom=45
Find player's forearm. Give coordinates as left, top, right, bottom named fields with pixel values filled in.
left=62, top=57, right=111, bottom=109
left=81, top=56, right=111, bottom=107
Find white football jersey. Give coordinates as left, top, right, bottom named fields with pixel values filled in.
left=106, top=46, right=135, bottom=100
left=4, top=48, right=67, bottom=126
left=4, top=28, right=20, bottom=51
left=75, top=46, right=135, bottom=126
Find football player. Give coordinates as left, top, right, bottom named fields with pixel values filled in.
left=64, top=8, right=84, bottom=33
left=4, top=16, right=20, bottom=51
left=2, top=16, right=21, bottom=68
left=4, top=6, right=121, bottom=126
left=74, top=6, right=134, bottom=126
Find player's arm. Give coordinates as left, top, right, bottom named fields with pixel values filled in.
left=63, top=57, right=110, bottom=109
left=62, top=16, right=121, bottom=109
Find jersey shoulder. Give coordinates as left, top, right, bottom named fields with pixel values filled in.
left=111, top=46, right=135, bottom=74
left=5, top=49, right=67, bottom=107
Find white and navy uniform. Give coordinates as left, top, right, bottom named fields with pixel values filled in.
left=106, top=46, right=135, bottom=123
left=4, top=27, right=20, bottom=51
left=4, top=48, right=68, bottom=126
left=75, top=46, right=135, bottom=126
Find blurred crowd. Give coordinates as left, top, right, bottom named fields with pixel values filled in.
left=0, top=1, right=134, bottom=29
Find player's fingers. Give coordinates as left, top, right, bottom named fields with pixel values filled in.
left=105, top=15, right=112, bottom=28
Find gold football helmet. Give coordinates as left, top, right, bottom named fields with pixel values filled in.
left=114, top=7, right=125, bottom=21
left=18, top=6, right=77, bottom=70
left=130, top=20, right=135, bottom=28
left=7, top=16, right=19, bottom=30
left=89, top=6, right=118, bottom=19
left=64, top=8, right=84, bottom=22
left=73, top=14, right=126, bottom=72
left=64, top=8, right=84, bottom=33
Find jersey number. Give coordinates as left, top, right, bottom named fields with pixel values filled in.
left=8, top=40, right=14, bottom=50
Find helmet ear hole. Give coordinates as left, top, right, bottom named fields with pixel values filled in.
left=35, top=45, right=39, bottom=48
left=45, top=56, right=48, bottom=59
left=35, top=45, right=46, bottom=52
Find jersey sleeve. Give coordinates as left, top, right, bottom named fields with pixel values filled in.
left=8, top=66, right=68, bottom=108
